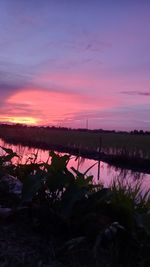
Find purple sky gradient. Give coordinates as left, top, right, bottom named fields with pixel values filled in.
left=0, top=0, right=150, bottom=130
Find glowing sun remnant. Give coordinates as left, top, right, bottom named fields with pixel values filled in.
left=0, top=116, right=38, bottom=125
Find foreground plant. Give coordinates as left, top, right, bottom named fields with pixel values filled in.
left=0, top=147, right=150, bottom=267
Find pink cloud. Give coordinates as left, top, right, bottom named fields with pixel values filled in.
left=4, top=84, right=120, bottom=126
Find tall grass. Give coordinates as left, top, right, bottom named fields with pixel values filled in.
left=0, top=125, right=150, bottom=158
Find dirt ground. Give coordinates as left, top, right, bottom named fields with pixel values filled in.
left=0, top=211, right=63, bottom=267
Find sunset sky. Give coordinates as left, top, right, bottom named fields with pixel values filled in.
left=0, top=0, right=150, bottom=130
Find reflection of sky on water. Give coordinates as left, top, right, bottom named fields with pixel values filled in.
left=0, top=138, right=149, bottom=192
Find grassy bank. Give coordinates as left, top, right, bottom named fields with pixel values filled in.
left=0, top=125, right=150, bottom=157
left=0, top=124, right=150, bottom=173
left=0, top=147, right=150, bottom=267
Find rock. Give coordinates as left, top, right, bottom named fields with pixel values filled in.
left=0, top=174, right=22, bottom=197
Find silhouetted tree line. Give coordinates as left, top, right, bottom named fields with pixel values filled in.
left=0, top=123, right=150, bottom=135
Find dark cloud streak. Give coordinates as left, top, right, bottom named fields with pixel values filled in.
left=121, top=91, right=150, bottom=96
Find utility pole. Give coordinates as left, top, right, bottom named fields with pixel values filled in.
left=97, top=136, right=102, bottom=180
left=86, top=118, right=88, bottom=129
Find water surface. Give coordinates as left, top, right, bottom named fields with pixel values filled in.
left=0, top=138, right=149, bottom=192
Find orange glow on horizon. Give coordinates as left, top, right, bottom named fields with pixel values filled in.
left=0, top=116, right=39, bottom=125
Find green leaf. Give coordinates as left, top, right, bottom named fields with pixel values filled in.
left=46, top=169, right=74, bottom=193
left=50, top=152, right=70, bottom=171
left=61, top=182, right=88, bottom=216
left=71, top=167, right=84, bottom=177
left=22, top=172, right=43, bottom=202
left=0, top=146, right=14, bottom=155
left=3, top=153, right=19, bottom=162
left=84, top=162, right=98, bottom=176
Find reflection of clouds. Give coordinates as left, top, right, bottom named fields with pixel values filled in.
left=131, top=171, right=145, bottom=181
left=0, top=138, right=149, bottom=193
